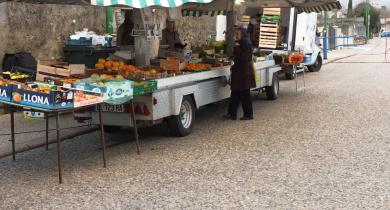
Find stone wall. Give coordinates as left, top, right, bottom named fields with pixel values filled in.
left=0, top=3, right=9, bottom=68
left=0, top=2, right=105, bottom=67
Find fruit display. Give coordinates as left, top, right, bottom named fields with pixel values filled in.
left=185, top=63, right=210, bottom=72
left=95, top=58, right=136, bottom=73
left=2, top=71, right=31, bottom=81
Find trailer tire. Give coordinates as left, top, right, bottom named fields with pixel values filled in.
left=167, top=96, right=195, bottom=137
left=308, top=55, right=322, bottom=72
left=266, top=73, right=279, bottom=100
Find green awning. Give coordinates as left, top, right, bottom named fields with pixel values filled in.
left=91, top=0, right=214, bottom=8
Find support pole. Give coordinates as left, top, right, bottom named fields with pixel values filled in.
left=323, top=11, right=328, bottom=60
left=130, top=100, right=141, bottom=154
left=10, top=110, right=15, bottom=160
left=98, top=105, right=107, bottom=168
left=365, top=0, right=370, bottom=39
left=45, top=113, right=49, bottom=150
left=106, top=7, right=114, bottom=34
left=55, top=112, right=63, bottom=184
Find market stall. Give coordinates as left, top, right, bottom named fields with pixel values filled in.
left=0, top=0, right=341, bottom=184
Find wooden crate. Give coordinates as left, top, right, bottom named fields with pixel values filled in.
left=160, top=57, right=187, bottom=72
left=240, top=15, right=251, bottom=24
left=36, top=60, right=85, bottom=82
left=263, top=8, right=281, bottom=16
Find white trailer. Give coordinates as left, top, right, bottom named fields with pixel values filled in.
left=88, top=60, right=281, bottom=136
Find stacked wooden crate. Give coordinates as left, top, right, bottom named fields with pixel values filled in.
left=259, top=8, right=281, bottom=49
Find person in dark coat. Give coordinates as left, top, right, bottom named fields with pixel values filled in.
left=224, top=27, right=256, bottom=120
left=117, top=11, right=135, bottom=46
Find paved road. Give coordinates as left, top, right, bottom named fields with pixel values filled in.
left=1, top=39, right=390, bottom=209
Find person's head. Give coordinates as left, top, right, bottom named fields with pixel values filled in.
left=124, top=10, right=133, bottom=24
left=234, top=27, right=246, bottom=41
left=166, top=18, right=176, bottom=31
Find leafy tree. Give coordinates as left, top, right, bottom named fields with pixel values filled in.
left=354, top=2, right=380, bottom=34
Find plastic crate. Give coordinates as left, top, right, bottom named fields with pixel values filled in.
left=64, top=46, right=118, bottom=68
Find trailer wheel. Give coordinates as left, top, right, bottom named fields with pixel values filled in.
left=266, top=73, right=279, bottom=100
left=308, top=55, right=322, bottom=72
left=167, top=96, right=195, bottom=137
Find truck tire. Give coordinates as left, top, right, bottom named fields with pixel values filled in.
left=308, top=55, right=322, bottom=72
left=266, top=73, right=279, bottom=100
left=167, top=96, right=195, bottom=137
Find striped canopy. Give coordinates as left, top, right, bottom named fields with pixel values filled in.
left=182, top=9, right=227, bottom=17
left=90, top=0, right=214, bottom=8
left=296, top=1, right=341, bottom=13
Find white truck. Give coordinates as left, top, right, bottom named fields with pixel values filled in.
left=283, top=9, right=323, bottom=79
left=89, top=60, right=281, bottom=136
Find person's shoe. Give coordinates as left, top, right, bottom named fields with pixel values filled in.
left=222, top=114, right=237, bottom=120
left=240, top=116, right=253, bottom=121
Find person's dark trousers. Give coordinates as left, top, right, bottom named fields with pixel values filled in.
left=228, top=89, right=253, bottom=118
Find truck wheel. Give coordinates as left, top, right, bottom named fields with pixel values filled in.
left=308, top=55, right=322, bottom=72
left=266, top=73, right=279, bottom=100
left=103, top=126, right=122, bottom=133
left=167, top=96, right=195, bottom=137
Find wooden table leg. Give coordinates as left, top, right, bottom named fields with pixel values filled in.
left=98, top=105, right=107, bottom=168
left=55, top=112, right=63, bottom=184
left=45, top=112, right=49, bottom=150
left=130, top=100, right=141, bottom=155
left=10, top=109, right=16, bottom=160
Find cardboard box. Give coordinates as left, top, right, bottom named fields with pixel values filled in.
left=73, top=90, right=104, bottom=108
left=12, top=85, right=74, bottom=110
left=73, top=78, right=133, bottom=104
left=0, top=80, right=15, bottom=102
left=160, top=57, right=186, bottom=72
left=36, top=60, right=85, bottom=82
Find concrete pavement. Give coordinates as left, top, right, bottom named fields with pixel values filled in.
left=1, top=38, right=390, bottom=209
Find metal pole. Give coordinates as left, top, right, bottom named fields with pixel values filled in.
left=130, top=100, right=141, bottom=154
left=55, top=112, right=63, bottom=184
left=291, top=9, right=298, bottom=51
left=106, top=7, right=114, bottom=34
left=98, top=105, right=107, bottom=168
left=45, top=113, right=49, bottom=150
left=10, top=110, right=15, bottom=160
left=365, top=0, right=369, bottom=39
left=323, top=11, right=328, bottom=60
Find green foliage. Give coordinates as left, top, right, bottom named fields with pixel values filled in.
left=353, top=2, right=381, bottom=34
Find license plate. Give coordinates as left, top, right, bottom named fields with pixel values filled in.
left=97, top=104, right=125, bottom=113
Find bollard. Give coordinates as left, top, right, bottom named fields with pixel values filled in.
left=323, top=33, right=328, bottom=60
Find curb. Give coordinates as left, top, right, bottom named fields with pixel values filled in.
left=323, top=53, right=358, bottom=65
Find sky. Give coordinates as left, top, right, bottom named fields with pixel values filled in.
left=339, top=0, right=390, bottom=8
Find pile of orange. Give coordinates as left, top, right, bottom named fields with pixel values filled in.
left=95, top=58, right=137, bottom=73
left=186, top=63, right=210, bottom=71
